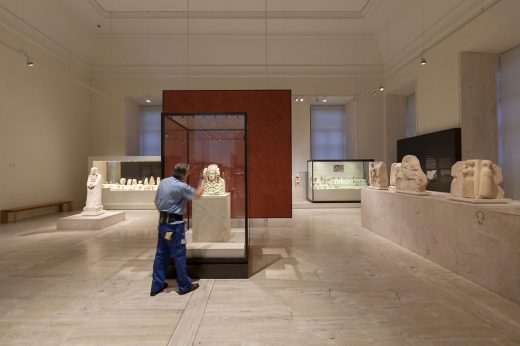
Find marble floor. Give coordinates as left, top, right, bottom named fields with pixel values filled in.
left=1, top=209, right=520, bottom=345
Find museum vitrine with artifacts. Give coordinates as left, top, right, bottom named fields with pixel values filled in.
left=307, top=160, right=372, bottom=202
left=88, top=156, right=161, bottom=209
left=162, top=112, right=248, bottom=278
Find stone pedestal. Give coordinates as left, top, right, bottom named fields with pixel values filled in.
left=57, top=211, right=125, bottom=230
left=361, top=188, right=520, bottom=304
left=192, top=193, right=231, bottom=242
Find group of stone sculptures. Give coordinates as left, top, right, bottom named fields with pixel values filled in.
left=450, top=160, right=504, bottom=199
left=368, top=155, right=505, bottom=200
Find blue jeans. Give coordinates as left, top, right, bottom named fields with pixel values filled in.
left=151, top=222, right=192, bottom=293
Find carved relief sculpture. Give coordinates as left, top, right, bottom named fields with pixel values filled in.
left=389, top=163, right=401, bottom=187
left=82, top=167, right=105, bottom=216
left=395, top=155, right=427, bottom=192
left=451, top=160, right=504, bottom=199
left=202, top=164, right=226, bottom=196
left=369, top=161, right=389, bottom=189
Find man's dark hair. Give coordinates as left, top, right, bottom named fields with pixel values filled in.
left=173, top=163, right=189, bottom=179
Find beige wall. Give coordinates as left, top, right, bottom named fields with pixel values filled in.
left=125, top=98, right=141, bottom=156
left=0, top=27, right=91, bottom=210
left=357, top=91, right=385, bottom=162
left=386, top=0, right=520, bottom=135
left=384, top=94, right=407, bottom=166
left=344, top=99, right=358, bottom=159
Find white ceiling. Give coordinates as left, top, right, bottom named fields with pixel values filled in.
left=0, top=0, right=498, bottom=91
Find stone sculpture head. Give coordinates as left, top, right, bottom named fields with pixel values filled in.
left=90, top=167, right=98, bottom=175
left=203, top=164, right=221, bottom=182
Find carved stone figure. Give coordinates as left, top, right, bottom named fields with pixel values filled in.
left=132, top=179, right=137, bottom=185
left=202, top=164, right=226, bottom=196
left=82, top=167, right=105, bottom=216
left=389, top=163, right=401, bottom=187
left=157, top=177, right=161, bottom=185
left=150, top=176, right=155, bottom=185
left=119, top=178, right=126, bottom=185
left=450, top=160, right=504, bottom=199
left=126, top=179, right=132, bottom=186
left=144, top=177, right=149, bottom=185
left=450, top=161, right=465, bottom=197
left=462, top=160, right=476, bottom=198
left=369, top=161, right=389, bottom=188
left=395, top=155, right=427, bottom=192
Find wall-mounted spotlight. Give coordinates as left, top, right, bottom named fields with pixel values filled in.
left=145, top=98, right=151, bottom=103
left=294, top=96, right=305, bottom=102
left=322, top=97, right=327, bottom=103
left=372, top=90, right=377, bottom=95
left=299, top=97, right=304, bottom=102
left=379, top=86, right=385, bottom=92
left=420, top=55, right=427, bottom=66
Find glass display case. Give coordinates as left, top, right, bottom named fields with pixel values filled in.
left=88, top=156, right=161, bottom=209
left=307, top=160, right=372, bottom=202
left=162, top=112, right=248, bottom=278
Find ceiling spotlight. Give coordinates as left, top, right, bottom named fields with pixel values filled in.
left=372, top=90, right=377, bottom=95
left=24, top=52, right=34, bottom=67
left=294, top=96, right=299, bottom=102
left=420, top=56, right=427, bottom=66
left=145, top=99, right=151, bottom=103
left=379, top=86, right=384, bottom=92
left=299, top=97, right=304, bottom=102
left=322, top=97, right=327, bottom=103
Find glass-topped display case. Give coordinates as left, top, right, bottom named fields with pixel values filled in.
left=88, top=156, right=161, bottom=209
left=162, top=112, right=248, bottom=278
left=307, top=160, right=372, bottom=202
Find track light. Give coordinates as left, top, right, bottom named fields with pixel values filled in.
left=299, top=97, right=304, bottom=102
left=145, top=99, right=151, bottom=103
left=372, top=90, right=377, bottom=95
left=379, top=86, right=384, bottom=92
left=322, top=97, right=327, bottom=103
left=294, top=96, right=305, bottom=102
left=420, top=56, right=427, bottom=66
left=23, top=52, right=34, bottom=67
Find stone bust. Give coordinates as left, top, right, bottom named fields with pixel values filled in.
left=202, top=164, right=226, bottom=196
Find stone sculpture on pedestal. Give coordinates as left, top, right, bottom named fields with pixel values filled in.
left=202, top=164, right=226, bottom=196
left=150, top=176, right=156, bottom=185
left=82, top=167, right=105, bottom=216
left=450, top=159, right=504, bottom=200
left=369, top=161, right=389, bottom=189
left=120, top=178, right=126, bottom=185
left=389, top=163, right=401, bottom=188
left=395, top=155, right=427, bottom=192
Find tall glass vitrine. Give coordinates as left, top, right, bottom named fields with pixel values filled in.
left=162, top=112, right=248, bottom=278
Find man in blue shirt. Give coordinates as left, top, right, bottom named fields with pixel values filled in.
left=150, top=163, right=203, bottom=296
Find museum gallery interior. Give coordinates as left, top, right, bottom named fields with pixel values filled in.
left=1, top=0, right=520, bottom=344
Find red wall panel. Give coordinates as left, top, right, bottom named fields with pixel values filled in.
left=163, top=90, right=292, bottom=218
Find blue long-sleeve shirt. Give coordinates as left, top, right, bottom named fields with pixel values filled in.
left=154, top=177, right=195, bottom=215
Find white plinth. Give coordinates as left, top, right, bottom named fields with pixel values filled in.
left=367, top=186, right=389, bottom=190
left=82, top=205, right=105, bottom=216
left=192, top=193, right=231, bottom=242
left=186, top=228, right=245, bottom=258
left=395, top=189, right=431, bottom=196
left=361, top=188, right=520, bottom=305
left=449, top=197, right=512, bottom=204
left=57, top=211, right=125, bottom=230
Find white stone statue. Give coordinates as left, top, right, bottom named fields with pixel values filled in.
left=120, top=177, right=126, bottom=185
left=157, top=177, right=161, bottom=185
left=144, top=177, right=149, bottom=185
left=150, top=176, right=155, bottom=185
left=389, top=163, right=401, bottom=187
left=132, top=179, right=137, bottom=185
left=82, top=167, right=105, bottom=216
left=369, top=161, right=389, bottom=189
left=126, top=179, right=132, bottom=186
left=450, top=160, right=504, bottom=199
left=395, top=155, right=427, bottom=192
left=202, top=164, right=226, bottom=196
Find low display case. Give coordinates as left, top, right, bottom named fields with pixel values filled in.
left=88, top=156, right=161, bottom=209
left=307, top=160, right=372, bottom=202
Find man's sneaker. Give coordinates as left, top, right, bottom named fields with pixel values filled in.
left=178, top=283, right=199, bottom=295
left=150, top=282, right=168, bottom=297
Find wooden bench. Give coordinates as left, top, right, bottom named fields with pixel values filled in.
left=1, top=201, right=74, bottom=224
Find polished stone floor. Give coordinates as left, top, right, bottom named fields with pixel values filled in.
left=1, top=209, right=519, bottom=345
